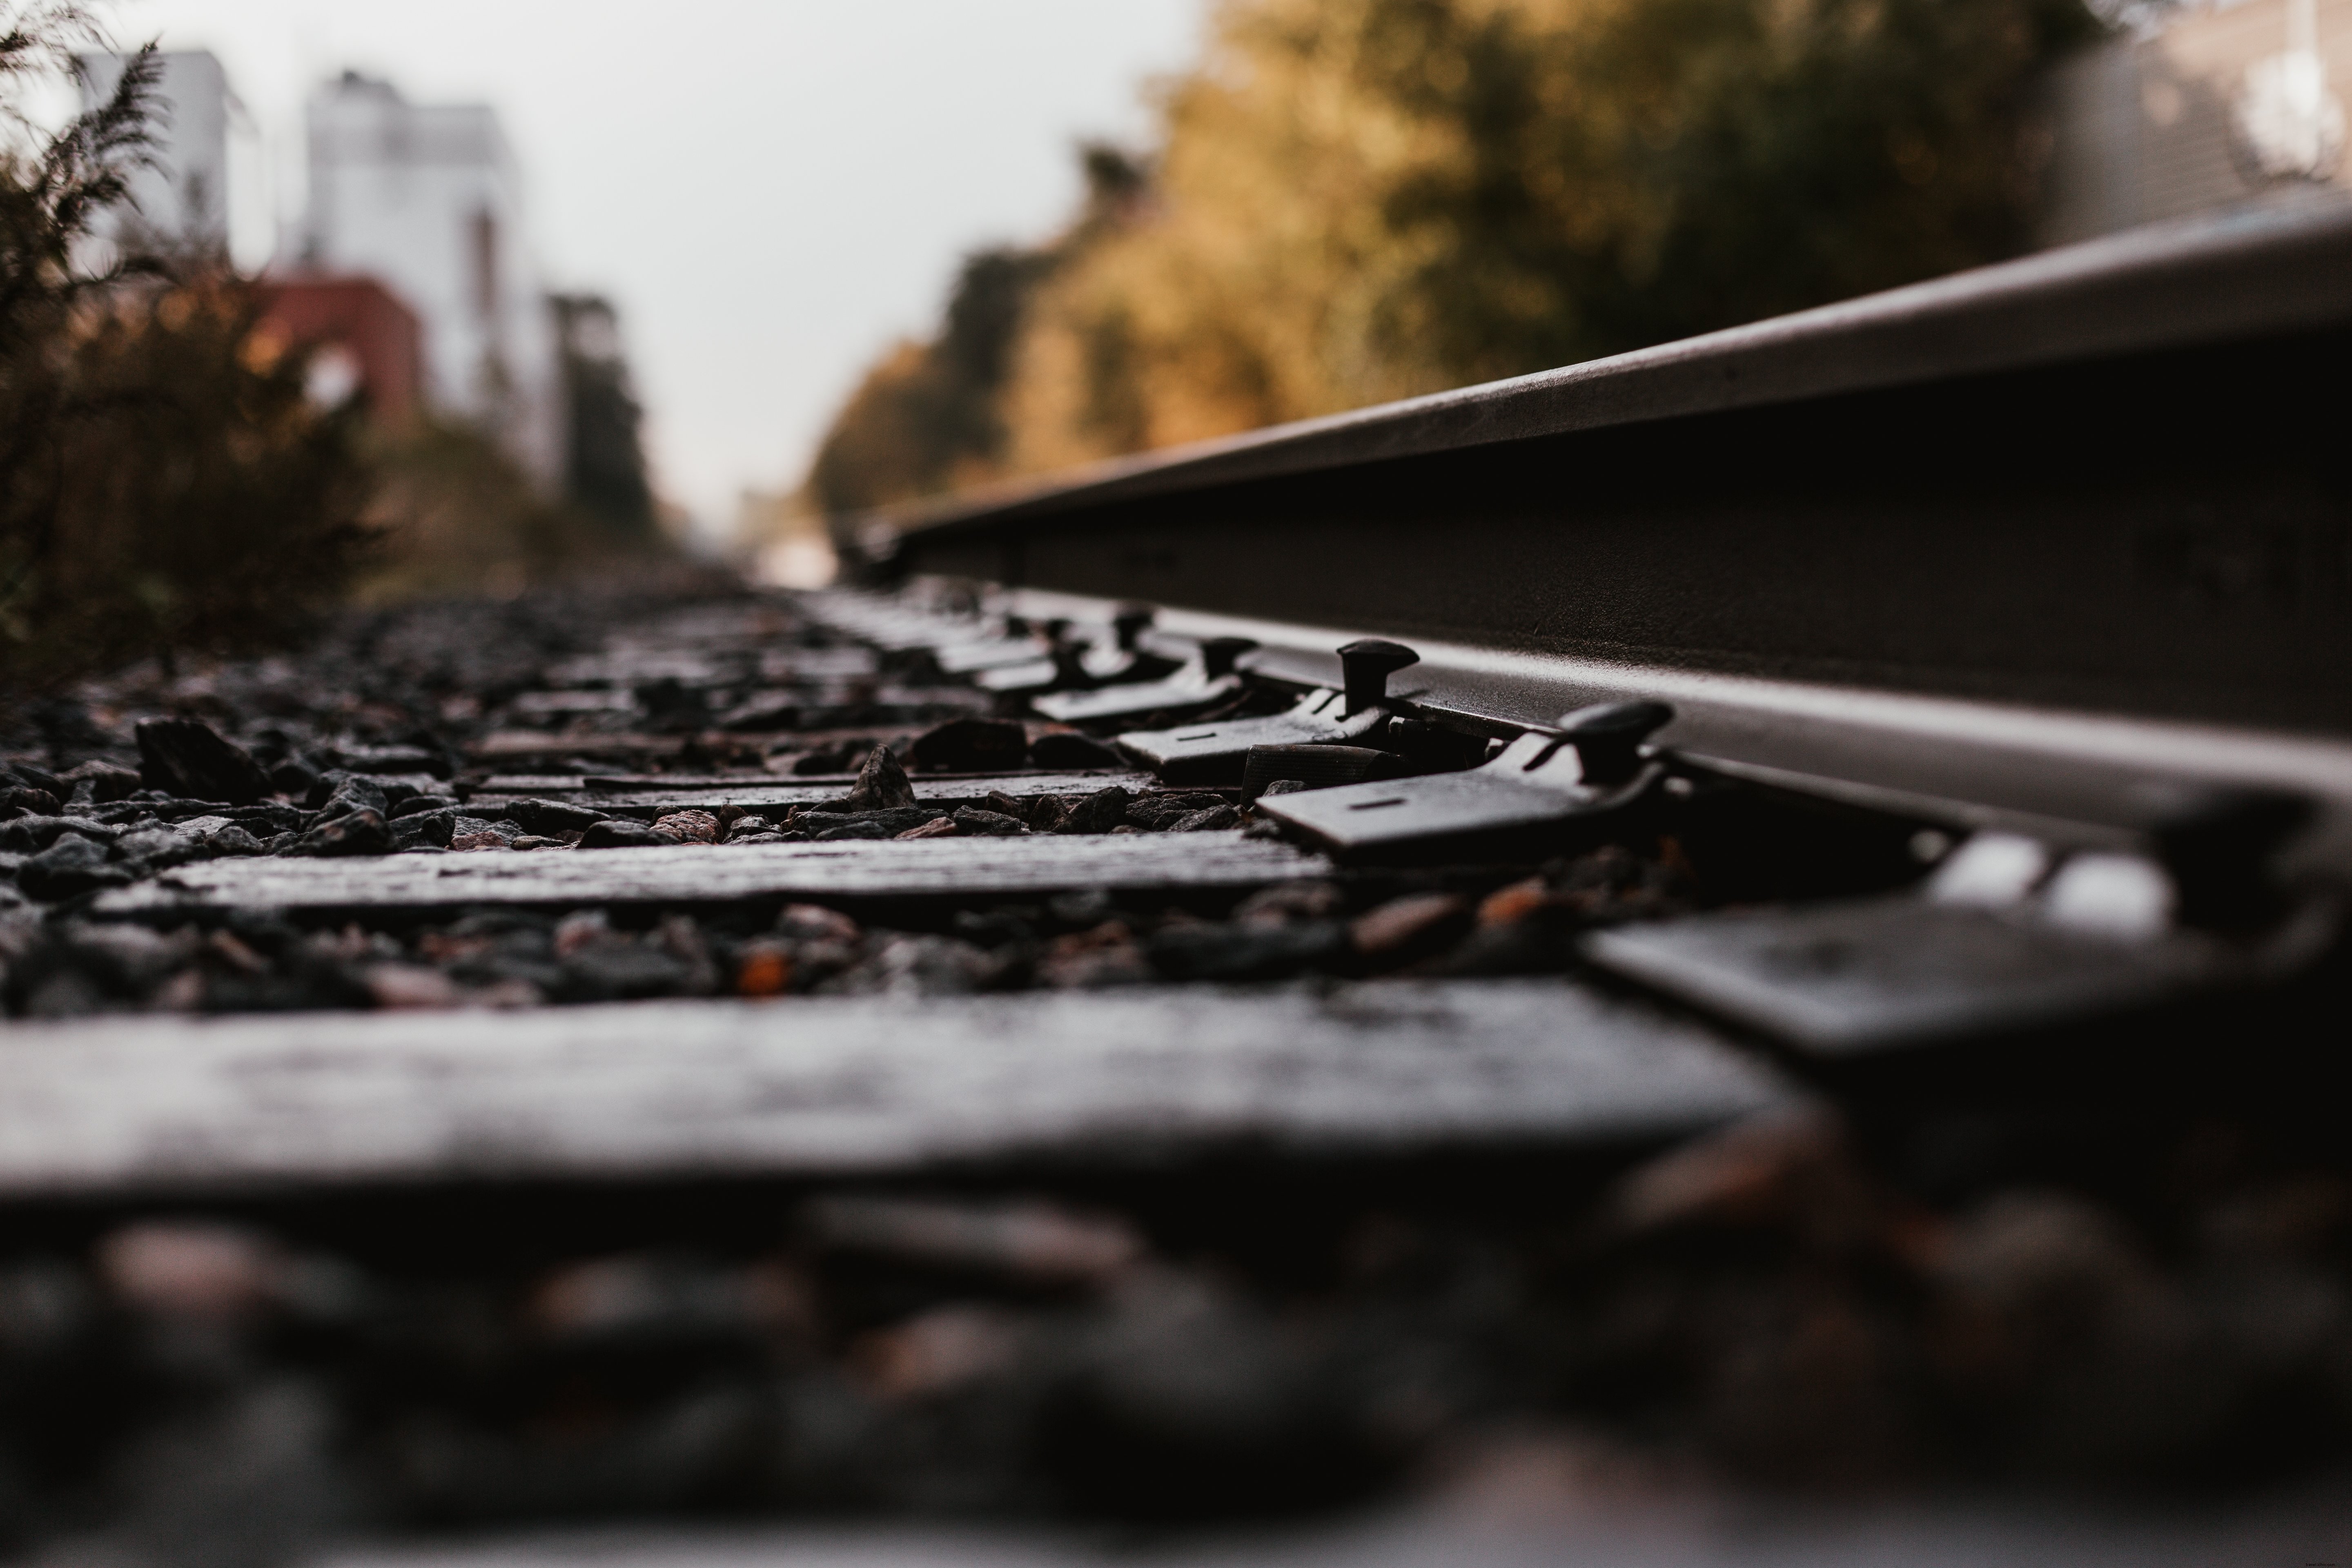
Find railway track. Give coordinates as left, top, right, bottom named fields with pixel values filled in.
left=2, top=200, right=2348, bottom=1563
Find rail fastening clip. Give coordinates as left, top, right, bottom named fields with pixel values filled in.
left=1254, top=699, right=1674, bottom=860
left=1114, top=639, right=1421, bottom=786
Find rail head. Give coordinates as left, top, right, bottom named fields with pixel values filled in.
left=865, top=192, right=2352, bottom=544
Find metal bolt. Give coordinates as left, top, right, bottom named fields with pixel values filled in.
left=2137, top=782, right=2310, bottom=927
left=1199, top=637, right=1257, bottom=679
left=1337, top=639, right=1419, bottom=715
left=1112, top=605, right=1156, bottom=651
left=1556, top=700, right=1674, bottom=784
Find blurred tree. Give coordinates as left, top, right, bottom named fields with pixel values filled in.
left=1005, top=0, right=2103, bottom=470
left=811, top=0, right=2103, bottom=495
left=349, top=417, right=580, bottom=604
left=7, top=282, right=377, bottom=680
left=551, top=292, right=657, bottom=536
left=805, top=241, right=1059, bottom=517
left=1, top=11, right=375, bottom=690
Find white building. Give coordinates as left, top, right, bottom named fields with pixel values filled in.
left=294, top=71, right=563, bottom=487
left=76, top=50, right=256, bottom=259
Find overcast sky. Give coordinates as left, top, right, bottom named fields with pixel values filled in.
left=108, top=0, right=1207, bottom=541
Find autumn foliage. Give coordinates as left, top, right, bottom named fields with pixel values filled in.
left=808, top=0, right=2098, bottom=515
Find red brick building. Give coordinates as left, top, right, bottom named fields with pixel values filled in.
left=254, top=275, right=424, bottom=426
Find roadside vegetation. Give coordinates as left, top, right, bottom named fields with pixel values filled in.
left=1, top=3, right=672, bottom=699
left=806, top=0, right=2101, bottom=517
left=0, top=11, right=372, bottom=692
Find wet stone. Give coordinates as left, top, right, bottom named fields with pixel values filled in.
left=192, top=822, right=268, bottom=860
left=1233, top=880, right=1347, bottom=926
left=112, top=818, right=266, bottom=876
left=1350, top=892, right=1474, bottom=961
left=108, top=826, right=185, bottom=871
left=188, top=802, right=306, bottom=836
left=322, top=742, right=455, bottom=779
left=1146, top=920, right=1349, bottom=982
left=950, top=807, right=1029, bottom=838
left=821, top=932, right=999, bottom=996
left=0, top=815, right=112, bottom=854
left=1029, top=730, right=1125, bottom=770
left=390, top=808, right=458, bottom=851
left=911, top=717, right=1028, bottom=773
left=573, top=944, right=697, bottom=1000
left=287, top=809, right=391, bottom=859
left=1061, top=786, right=1133, bottom=835
left=269, top=755, right=321, bottom=798
left=133, top=717, right=272, bottom=805
left=840, top=744, right=917, bottom=811
left=579, top=818, right=667, bottom=850
left=805, top=1195, right=1142, bottom=1283
left=501, top=796, right=610, bottom=836
left=310, top=774, right=388, bottom=823
left=0, top=763, right=67, bottom=797
left=797, top=806, right=940, bottom=839
left=19, top=834, right=132, bottom=900
left=0, top=786, right=63, bottom=818
left=652, top=809, right=722, bottom=844
left=1126, top=792, right=1231, bottom=831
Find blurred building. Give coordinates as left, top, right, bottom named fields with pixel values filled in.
left=75, top=50, right=254, bottom=258
left=737, top=488, right=840, bottom=589
left=2040, top=0, right=2349, bottom=244
left=292, top=71, right=563, bottom=487
left=253, top=276, right=425, bottom=426
left=551, top=294, right=656, bottom=535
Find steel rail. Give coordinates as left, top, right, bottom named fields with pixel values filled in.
left=862, top=197, right=2352, bottom=871
left=918, top=587, right=2352, bottom=874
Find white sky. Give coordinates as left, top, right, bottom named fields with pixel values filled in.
left=105, top=0, right=1207, bottom=541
